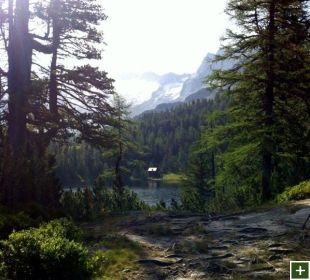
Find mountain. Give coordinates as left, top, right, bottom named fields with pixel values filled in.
left=130, top=51, right=234, bottom=116
left=130, top=73, right=190, bottom=116
left=114, top=73, right=160, bottom=106
left=184, top=88, right=215, bottom=102
left=177, top=53, right=216, bottom=101
left=140, top=88, right=215, bottom=115
left=153, top=102, right=183, bottom=112
left=178, top=52, right=235, bottom=101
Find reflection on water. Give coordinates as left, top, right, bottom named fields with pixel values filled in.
left=128, top=180, right=181, bottom=206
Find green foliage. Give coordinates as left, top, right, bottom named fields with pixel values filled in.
left=52, top=95, right=146, bottom=188
left=162, top=173, right=184, bottom=183
left=61, top=184, right=148, bottom=220
left=135, top=99, right=219, bottom=175
left=0, top=218, right=95, bottom=280
left=60, top=188, right=95, bottom=221
left=99, top=187, right=148, bottom=213
left=92, top=234, right=142, bottom=280
left=182, top=0, right=310, bottom=212
left=177, top=94, right=231, bottom=212
left=100, top=94, right=143, bottom=195
left=0, top=0, right=117, bottom=212
left=181, top=188, right=207, bottom=213
left=210, top=142, right=262, bottom=210
left=276, top=180, right=310, bottom=203
left=99, top=234, right=141, bottom=252
left=181, top=143, right=215, bottom=212
left=53, top=97, right=227, bottom=194
left=39, top=218, right=83, bottom=241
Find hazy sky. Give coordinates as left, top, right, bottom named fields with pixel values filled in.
left=102, top=0, right=230, bottom=76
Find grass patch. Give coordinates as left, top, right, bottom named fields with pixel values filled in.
left=99, top=234, right=142, bottom=252
left=93, top=234, right=143, bottom=280
left=276, top=180, right=310, bottom=203
left=162, top=173, right=184, bottom=183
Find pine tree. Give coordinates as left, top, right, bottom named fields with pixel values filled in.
left=181, top=142, right=212, bottom=212
left=207, top=0, right=310, bottom=205
left=0, top=0, right=115, bottom=209
left=94, top=94, right=144, bottom=211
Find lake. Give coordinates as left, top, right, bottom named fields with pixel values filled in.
left=129, top=180, right=182, bottom=206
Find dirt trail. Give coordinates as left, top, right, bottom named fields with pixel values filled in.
left=88, top=200, right=310, bottom=279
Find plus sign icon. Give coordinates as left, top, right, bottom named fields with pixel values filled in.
left=291, top=261, right=310, bottom=280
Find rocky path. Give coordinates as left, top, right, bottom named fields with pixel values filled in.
left=87, top=200, right=310, bottom=279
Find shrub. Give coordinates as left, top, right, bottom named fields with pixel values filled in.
left=91, top=234, right=142, bottom=279
left=61, top=186, right=148, bottom=220
left=0, top=219, right=94, bottom=280
left=276, top=180, right=310, bottom=203
left=181, top=189, right=206, bottom=212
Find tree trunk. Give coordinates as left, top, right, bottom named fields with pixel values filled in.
left=7, top=0, right=32, bottom=155
left=115, top=127, right=124, bottom=195
left=49, top=0, right=60, bottom=120
left=262, top=0, right=275, bottom=200
left=210, top=122, right=216, bottom=182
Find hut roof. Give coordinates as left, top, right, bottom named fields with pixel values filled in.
left=148, top=167, right=157, bottom=172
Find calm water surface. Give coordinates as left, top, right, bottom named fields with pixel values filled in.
left=129, top=180, right=182, bottom=206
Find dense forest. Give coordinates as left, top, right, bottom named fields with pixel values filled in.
left=0, top=0, right=309, bottom=279
left=54, top=95, right=230, bottom=185
left=54, top=97, right=226, bottom=185
left=134, top=95, right=229, bottom=174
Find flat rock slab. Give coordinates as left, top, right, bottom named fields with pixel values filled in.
left=268, top=247, right=294, bottom=254
left=237, top=234, right=269, bottom=241
left=235, top=263, right=275, bottom=275
left=138, top=257, right=182, bottom=266
left=207, top=245, right=230, bottom=250
left=105, top=199, right=310, bottom=280
left=268, top=242, right=285, bottom=248
left=239, top=227, right=268, bottom=234
left=203, top=253, right=234, bottom=260
left=165, top=254, right=184, bottom=258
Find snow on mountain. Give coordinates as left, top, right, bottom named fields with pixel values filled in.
left=177, top=52, right=234, bottom=101
left=127, top=51, right=234, bottom=115
left=130, top=73, right=190, bottom=116
left=113, top=73, right=160, bottom=105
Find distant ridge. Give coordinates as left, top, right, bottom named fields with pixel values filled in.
left=130, top=51, right=234, bottom=116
